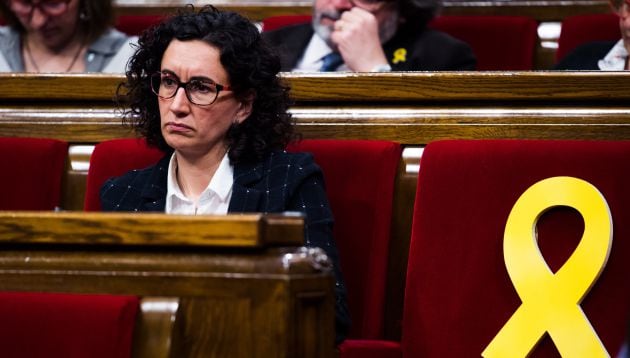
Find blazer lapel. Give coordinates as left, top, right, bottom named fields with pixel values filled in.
left=228, top=160, right=264, bottom=213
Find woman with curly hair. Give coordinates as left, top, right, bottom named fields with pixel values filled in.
left=100, top=6, right=350, bottom=343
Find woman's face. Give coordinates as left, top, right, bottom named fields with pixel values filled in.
left=10, top=0, right=81, bottom=49
left=158, top=39, right=252, bottom=158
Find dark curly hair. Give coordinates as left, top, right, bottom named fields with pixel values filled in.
left=0, top=0, right=113, bottom=44
left=117, top=5, right=294, bottom=164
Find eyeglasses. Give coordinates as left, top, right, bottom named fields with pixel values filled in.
left=611, top=0, right=630, bottom=18
left=9, top=0, right=71, bottom=17
left=349, top=0, right=394, bottom=11
left=150, top=72, right=232, bottom=106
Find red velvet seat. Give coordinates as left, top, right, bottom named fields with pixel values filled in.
left=556, top=13, right=619, bottom=62
left=0, top=137, right=68, bottom=210
left=429, top=15, right=539, bottom=70
left=287, top=139, right=402, bottom=344
left=115, top=15, right=165, bottom=36
left=401, top=139, right=630, bottom=357
left=262, top=14, right=311, bottom=32
left=0, top=292, right=138, bottom=358
left=84, top=138, right=164, bottom=211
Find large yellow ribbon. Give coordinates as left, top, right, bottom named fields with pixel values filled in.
left=482, top=176, right=612, bottom=357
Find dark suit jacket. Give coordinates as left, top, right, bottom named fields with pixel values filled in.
left=100, top=150, right=351, bottom=343
left=554, top=40, right=617, bottom=70
left=263, top=22, right=477, bottom=71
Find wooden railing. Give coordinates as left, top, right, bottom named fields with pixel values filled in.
left=2, top=72, right=630, bottom=339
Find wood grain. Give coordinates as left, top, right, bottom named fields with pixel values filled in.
left=4, top=72, right=630, bottom=102
left=0, top=212, right=304, bottom=247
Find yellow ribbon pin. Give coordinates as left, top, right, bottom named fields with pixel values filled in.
left=392, top=48, right=406, bottom=64
left=482, top=176, right=612, bottom=358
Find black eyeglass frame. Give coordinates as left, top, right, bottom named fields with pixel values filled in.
left=150, top=71, right=233, bottom=106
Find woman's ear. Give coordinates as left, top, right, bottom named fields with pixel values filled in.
left=234, top=90, right=256, bottom=124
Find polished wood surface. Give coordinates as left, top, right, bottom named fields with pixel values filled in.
left=3, top=72, right=630, bottom=102
left=0, top=212, right=334, bottom=357
left=0, top=212, right=304, bottom=247
left=2, top=72, right=630, bottom=341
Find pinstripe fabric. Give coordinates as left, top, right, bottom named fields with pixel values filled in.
left=100, top=150, right=351, bottom=343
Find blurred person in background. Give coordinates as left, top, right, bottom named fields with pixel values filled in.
left=263, top=0, right=476, bottom=72
left=0, top=0, right=136, bottom=72
left=555, top=0, right=630, bottom=70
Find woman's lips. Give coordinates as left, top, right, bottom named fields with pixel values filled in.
left=165, top=122, right=193, bottom=133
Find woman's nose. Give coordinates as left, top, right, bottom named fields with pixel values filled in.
left=27, top=7, right=50, bottom=30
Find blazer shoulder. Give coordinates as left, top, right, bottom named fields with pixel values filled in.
left=99, top=156, right=169, bottom=211
left=554, top=40, right=617, bottom=70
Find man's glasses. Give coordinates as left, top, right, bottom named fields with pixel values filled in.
left=611, top=0, right=630, bottom=18
left=9, top=0, right=71, bottom=17
left=150, top=72, right=232, bottom=106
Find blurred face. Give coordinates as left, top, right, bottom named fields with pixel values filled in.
left=312, top=0, right=398, bottom=46
left=9, top=0, right=80, bottom=50
left=158, top=39, right=252, bottom=158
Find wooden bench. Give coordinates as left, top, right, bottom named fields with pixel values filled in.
left=2, top=72, right=630, bottom=339
left=0, top=212, right=332, bottom=357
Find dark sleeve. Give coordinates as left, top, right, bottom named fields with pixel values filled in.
left=287, top=153, right=351, bottom=344
left=441, top=39, right=477, bottom=70
left=553, top=41, right=614, bottom=70
left=99, top=177, right=119, bottom=211
left=389, top=29, right=477, bottom=71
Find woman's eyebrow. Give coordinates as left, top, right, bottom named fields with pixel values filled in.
left=188, top=75, right=216, bottom=83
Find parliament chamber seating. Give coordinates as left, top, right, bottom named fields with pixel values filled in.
left=262, top=14, right=539, bottom=70
left=84, top=138, right=164, bottom=211
left=85, top=138, right=402, bottom=348
left=115, top=15, right=165, bottom=36
left=0, top=292, right=138, bottom=358
left=401, top=139, right=630, bottom=357
left=429, top=16, right=539, bottom=70
left=262, top=14, right=311, bottom=32
left=0, top=137, right=68, bottom=210
left=286, top=140, right=402, bottom=349
left=1, top=72, right=630, bottom=356
left=556, top=13, right=619, bottom=62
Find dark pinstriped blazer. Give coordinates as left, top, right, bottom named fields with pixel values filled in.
left=100, top=150, right=351, bottom=343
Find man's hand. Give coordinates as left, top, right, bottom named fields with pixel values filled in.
left=330, top=7, right=390, bottom=72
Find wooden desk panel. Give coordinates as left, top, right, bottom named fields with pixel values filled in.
left=0, top=213, right=333, bottom=358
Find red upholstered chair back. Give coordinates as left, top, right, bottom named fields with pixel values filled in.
left=286, top=139, right=402, bottom=340
left=429, top=16, right=539, bottom=70
left=261, top=15, right=312, bottom=32
left=556, top=13, right=619, bottom=62
left=0, top=292, right=138, bottom=358
left=115, top=15, right=165, bottom=36
left=0, top=137, right=68, bottom=210
left=84, top=138, right=164, bottom=211
left=403, top=140, right=630, bottom=357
